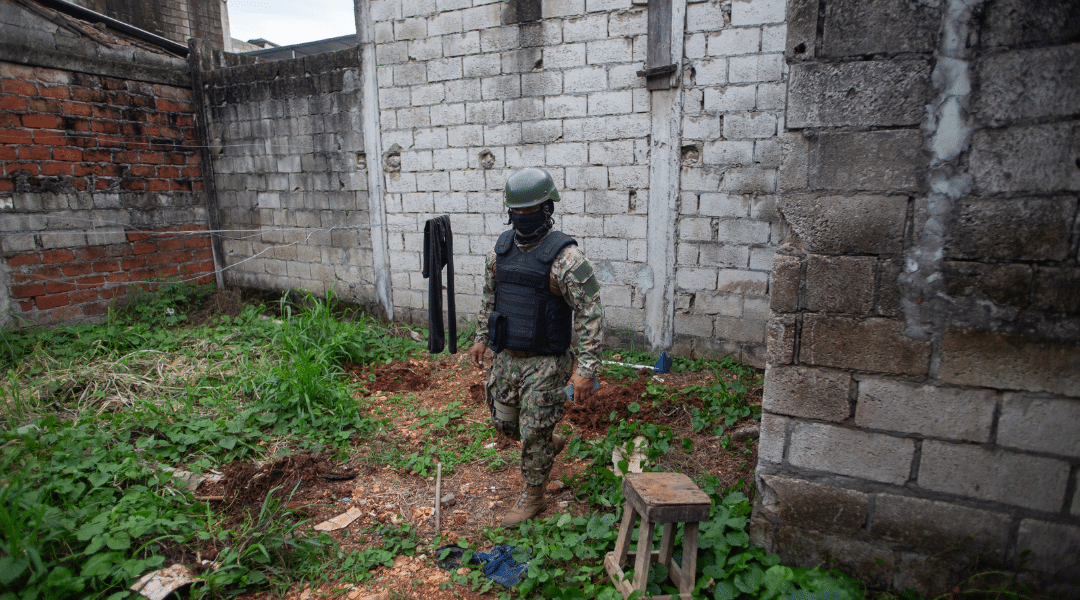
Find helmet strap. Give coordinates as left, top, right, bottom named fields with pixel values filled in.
left=509, top=199, right=555, bottom=243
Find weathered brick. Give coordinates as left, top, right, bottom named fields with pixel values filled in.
left=855, top=379, right=995, bottom=442
left=919, top=441, right=1069, bottom=512
left=759, top=475, right=868, bottom=535
left=777, top=194, right=908, bottom=255
left=976, top=45, right=1080, bottom=124
left=945, top=196, right=1074, bottom=262
left=969, top=123, right=1080, bottom=194
left=981, top=0, right=1080, bottom=48
left=717, top=269, right=768, bottom=294
left=998, top=394, right=1080, bottom=458
left=810, top=130, right=924, bottom=193
left=764, top=365, right=852, bottom=422
left=788, top=423, right=914, bottom=484
left=871, top=495, right=1011, bottom=561
left=804, top=255, right=876, bottom=313
left=714, top=316, right=765, bottom=343
left=801, top=315, right=931, bottom=376
left=941, top=261, right=1032, bottom=309
left=768, top=252, right=802, bottom=312
left=766, top=314, right=796, bottom=366
left=821, top=0, right=939, bottom=56
left=788, top=60, right=930, bottom=128
left=938, top=329, right=1080, bottom=397
left=1016, top=520, right=1080, bottom=579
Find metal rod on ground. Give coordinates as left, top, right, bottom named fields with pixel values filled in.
left=435, top=462, right=442, bottom=536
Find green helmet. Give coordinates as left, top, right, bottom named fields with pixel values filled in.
left=504, top=167, right=561, bottom=209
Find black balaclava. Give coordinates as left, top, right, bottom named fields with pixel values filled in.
left=508, top=199, right=555, bottom=243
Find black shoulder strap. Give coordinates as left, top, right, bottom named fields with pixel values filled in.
left=535, top=231, right=577, bottom=264
left=495, top=230, right=515, bottom=255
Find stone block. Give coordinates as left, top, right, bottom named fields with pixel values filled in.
left=946, top=196, right=1074, bottom=262
left=938, top=329, right=1080, bottom=397
left=804, top=255, right=876, bottom=314
left=728, top=54, right=783, bottom=84
left=587, top=91, right=632, bottom=116
left=40, top=232, right=87, bottom=249
left=545, top=96, right=587, bottom=118
left=871, top=495, right=1010, bottom=561
left=731, top=0, right=786, bottom=25
left=685, top=1, right=726, bottom=32
left=674, top=312, right=714, bottom=336
left=1016, top=520, right=1080, bottom=579
left=564, top=166, right=607, bottom=189
left=758, top=413, right=787, bottom=464
left=919, top=441, right=1069, bottom=512
left=542, top=0, right=585, bottom=18
left=522, top=71, right=561, bottom=96
left=765, top=314, right=796, bottom=367
left=788, top=60, right=930, bottom=128
left=694, top=57, right=728, bottom=86
left=855, top=379, right=995, bottom=442
left=764, top=365, right=852, bottom=422
left=769, top=252, right=802, bottom=313
left=785, top=0, right=818, bottom=60
left=676, top=267, right=717, bottom=291
left=698, top=244, right=749, bottom=268
left=563, top=14, right=606, bottom=42
left=544, top=43, right=586, bottom=68
left=717, top=269, right=768, bottom=294
left=778, top=194, right=908, bottom=255
left=714, top=317, right=765, bottom=343
left=801, top=315, right=931, bottom=376
left=821, top=0, right=939, bottom=57
left=706, top=28, right=760, bottom=56
left=810, top=130, right=924, bottom=193
left=788, top=423, right=914, bottom=484
left=998, top=394, right=1080, bottom=458
left=941, top=261, right=1032, bottom=308
left=724, top=113, right=777, bottom=139
left=970, top=122, right=1080, bottom=194
left=980, top=0, right=1080, bottom=48
left=976, top=45, right=1080, bottom=125
left=1032, top=266, right=1080, bottom=314
left=759, top=475, right=868, bottom=535
left=716, top=219, right=769, bottom=245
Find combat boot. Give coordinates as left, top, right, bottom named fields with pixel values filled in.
left=553, top=434, right=565, bottom=457
left=501, top=484, right=545, bottom=527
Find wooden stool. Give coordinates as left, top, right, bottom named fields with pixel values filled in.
left=604, top=472, right=711, bottom=600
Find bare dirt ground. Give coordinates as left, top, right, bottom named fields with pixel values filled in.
left=203, top=350, right=760, bottom=600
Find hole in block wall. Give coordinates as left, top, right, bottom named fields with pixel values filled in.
left=479, top=150, right=495, bottom=170
left=383, top=144, right=401, bottom=172
left=355, top=152, right=366, bottom=170
left=794, top=42, right=806, bottom=54
left=681, top=143, right=701, bottom=166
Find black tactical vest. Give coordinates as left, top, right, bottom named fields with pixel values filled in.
left=489, top=230, right=576, bottom=355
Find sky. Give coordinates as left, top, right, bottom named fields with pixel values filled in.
left=227, top=0, right=357, bottom=47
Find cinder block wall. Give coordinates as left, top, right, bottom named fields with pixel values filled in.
left=367, top=0, right=784, bottom=364
left=0, top=10, right=213, bottom=326
left=753, top=0, right=1080, bottom=594
left=198, top=48, right=378, bottom=306
left=673, top=0, right=785, bottom=364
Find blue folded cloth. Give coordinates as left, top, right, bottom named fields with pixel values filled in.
left=471, top=544, right=528, bottom=588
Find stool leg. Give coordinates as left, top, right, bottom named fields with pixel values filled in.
left=678, top=522, right=700, bottom=595
left=658, top=522, right=675, bottom=566
left=632, top=518, right=654, bottom=593
left=612, top=502, right=636, bottom=567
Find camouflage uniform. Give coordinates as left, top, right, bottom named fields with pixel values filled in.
left=475, top=232, right=604, bottom=486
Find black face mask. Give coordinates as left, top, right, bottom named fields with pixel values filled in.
left=508, top=200, right=554, bottom=241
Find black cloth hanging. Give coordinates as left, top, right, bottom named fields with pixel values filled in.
left=422, top=215, right=456, bottom=354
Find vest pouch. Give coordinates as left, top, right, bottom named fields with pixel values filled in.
left=487, top=311, right=508, bottom=354
left=492, top=399, right=520, bottom=424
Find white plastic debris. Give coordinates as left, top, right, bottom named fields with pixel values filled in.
left=130, top=564, right=199, bottom=600
left=313, top=507, right=363, bottom=531
left=612, top=436, right=648, bottom=477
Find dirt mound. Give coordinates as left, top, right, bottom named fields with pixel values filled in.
left=345, top=362, right=432, bottom=393
left=215, top=452, right=353, bottom=520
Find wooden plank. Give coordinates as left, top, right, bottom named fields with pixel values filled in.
left=612, top=503, right=636, bottom=565
left=632, top=519, right=654, bottom=592
left=624, top=473, right=712, bottom=523
left=658, top=522, right=675, bottom=566
left=646, top=0, right=672, bottom=89
left=680, top=523, right=700, bottom=594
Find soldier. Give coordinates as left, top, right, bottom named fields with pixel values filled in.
left=468, top=167, right=604, bottom=527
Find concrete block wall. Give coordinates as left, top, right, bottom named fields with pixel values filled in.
left=368, top=0, right=658, bottom=332
left=199, top=48, right=378, bottom=307
left=0, top=39, right=213, bottom=325
left=753, top=0, right=1080, bottom=595
left=674, top=0, right=785, bottom=364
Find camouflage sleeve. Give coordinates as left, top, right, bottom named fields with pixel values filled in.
left=473, top=249, right=498, bottom=346
left=552, top=245, right=605, bottom=379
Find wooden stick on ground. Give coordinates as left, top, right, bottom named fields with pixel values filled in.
left=435, top=462, right=442, bottom=535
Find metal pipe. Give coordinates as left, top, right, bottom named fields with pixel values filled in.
left=34, top=0, right=190, bottom=57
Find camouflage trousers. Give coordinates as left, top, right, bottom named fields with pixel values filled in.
left=485, top=350, right=574, bottom=486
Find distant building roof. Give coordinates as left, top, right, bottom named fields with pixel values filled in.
left=243, top=34, right=356, bottom=61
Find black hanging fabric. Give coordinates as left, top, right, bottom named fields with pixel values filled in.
left=422, top=215, right=457, bottom=354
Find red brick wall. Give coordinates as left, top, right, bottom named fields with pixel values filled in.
left=0, top=62, right=215, bottom=325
